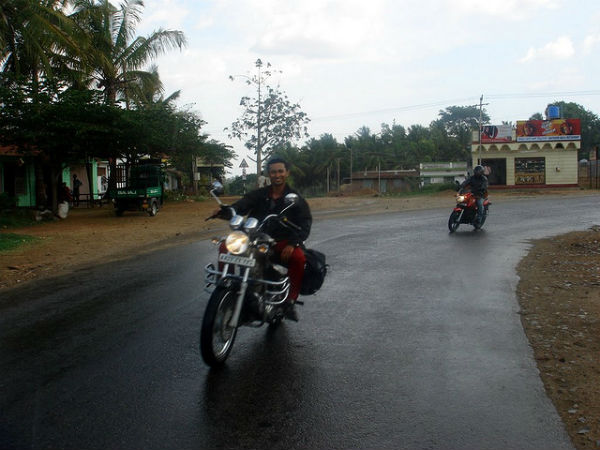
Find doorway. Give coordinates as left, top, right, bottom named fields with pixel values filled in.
left=481, top=159, right=506, bottom=185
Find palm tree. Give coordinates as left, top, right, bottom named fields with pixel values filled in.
left=68, top=0, right=186, bottom=193
left=70, top=0, right=186, bottom=106
left=1, top=0, right=82, bottom=89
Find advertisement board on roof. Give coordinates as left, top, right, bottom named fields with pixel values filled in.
left=516, top=119, right=581, bottom=142
left=480, top=125, right=513, bottom=143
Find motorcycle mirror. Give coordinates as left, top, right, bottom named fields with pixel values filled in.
left=284, top=193, right=298, bottom=205
left=210, top=181, right=224, bottom=196
left=280, top=193, right=299, bottom=214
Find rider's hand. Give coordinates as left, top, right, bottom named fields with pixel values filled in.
left=280, top=245, right=295, bottom=263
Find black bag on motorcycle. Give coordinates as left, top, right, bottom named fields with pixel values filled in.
left=300, top=249, right=328, bottom=295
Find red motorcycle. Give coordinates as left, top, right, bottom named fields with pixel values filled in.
left=448, top=191, right=491, bottom=232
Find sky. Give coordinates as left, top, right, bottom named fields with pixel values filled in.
left=137, top=0, right=600, bottom=176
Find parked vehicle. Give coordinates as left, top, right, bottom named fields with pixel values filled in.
left=110, top=164, right=163, bottom=216
left=201, top=181, right=326, bottom=367
left=448, top=191, right=491, bottom=232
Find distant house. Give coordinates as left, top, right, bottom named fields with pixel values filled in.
left=0, top=146, right=37, bottom=207
left=1, top=144, right=111, bottom=208
left=343, top=169, right=419, bottom=193
left=164, top=168, right=185, bottom=191
left=419, top=162, right=468, bottom=187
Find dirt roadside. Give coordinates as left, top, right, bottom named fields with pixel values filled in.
left=1, top=188, right=599, bottom=449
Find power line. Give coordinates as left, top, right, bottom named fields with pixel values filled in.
left=312, top=97, right=478, bottom=122
left=311, top=90, right=600, bottom=123
left=488, top=90, right=600, bottom=100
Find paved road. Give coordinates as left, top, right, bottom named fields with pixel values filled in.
left=2, top=194, right=599, bottom=449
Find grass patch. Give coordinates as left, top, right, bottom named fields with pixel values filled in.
left=0, top=233, right=39, bottom=253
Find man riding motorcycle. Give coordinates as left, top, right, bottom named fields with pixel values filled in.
left=459, top=165, right=488, bottom=229
left=212, top=156, right=312, bottom=321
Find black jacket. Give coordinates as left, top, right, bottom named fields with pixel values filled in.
left=231, top=185, right=312, bottom=246
left=460, top=174, right=488, bottom=196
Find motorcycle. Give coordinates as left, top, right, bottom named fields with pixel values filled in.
left=448, top=191, right=491, bottom=232
left=201, top=181, right=305, bottom=367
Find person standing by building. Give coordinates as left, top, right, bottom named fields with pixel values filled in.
left=72, top=174, right=82, bottom=207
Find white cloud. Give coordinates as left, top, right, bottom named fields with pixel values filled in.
left=584, top=33, right=600, bottom=54
left=224, top=0, right=388, bottom=61
left=519, top=36, right=575, bottom=63
left=525, top=67, right=584, bottom=91
left=451, top=0, right=562, bottom=19
left=139, top=0, right=189, bottom=31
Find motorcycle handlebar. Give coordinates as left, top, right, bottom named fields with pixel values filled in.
left=205, top=205, right=232, bottom=221
left=280, top=216, right=302, bottom=231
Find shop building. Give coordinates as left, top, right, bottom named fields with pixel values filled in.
left=471, top=115, right=580, bottom=188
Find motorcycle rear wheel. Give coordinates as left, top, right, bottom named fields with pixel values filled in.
left=448, top=210, right=461, bottom=233
left=200, top=287, right=238, bottom=367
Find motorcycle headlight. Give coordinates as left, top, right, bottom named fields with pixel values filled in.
left=225, top=231, right=249, bottom=255
left=456, top=195, right=466, bottom=203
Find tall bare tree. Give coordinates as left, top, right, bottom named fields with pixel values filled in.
left=227, top=59, right=310, bottom=179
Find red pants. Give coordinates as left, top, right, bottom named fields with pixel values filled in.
left=218, top=240, right=305, bottom=300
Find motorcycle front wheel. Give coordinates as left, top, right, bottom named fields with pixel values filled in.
left=200, top=287, right=238, bottom=367
left=448, top=210, right=461, bottom=233
left=477, top=212, right=487, bottom=228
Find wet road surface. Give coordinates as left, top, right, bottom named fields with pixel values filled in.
left=2, top=194, right=599, bottom=449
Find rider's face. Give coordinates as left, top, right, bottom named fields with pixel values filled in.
left=268, top=163, right=289, bottom=186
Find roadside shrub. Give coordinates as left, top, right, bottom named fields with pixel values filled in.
left=163, top=190, right=186, bottom=202
left=0, top=209, right=38, bottom=228
left=0, top=192, right=17, bottom=210
left=420, top=182, right=458, bottom=193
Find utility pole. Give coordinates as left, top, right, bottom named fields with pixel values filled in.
left=230, top=59, right=266, bottom=185
left=256, top=59, right=263, bottom=181
left=349, top=145, right=353, bottom=194
left=336, top=158, right=341, bottom=191
left=478, top=95, right=489, bottom=165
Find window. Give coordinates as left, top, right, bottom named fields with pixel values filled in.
left=515, top=158, right=545, bottom=185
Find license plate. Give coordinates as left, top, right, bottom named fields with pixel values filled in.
left=218, top=253, right=256, bottom=267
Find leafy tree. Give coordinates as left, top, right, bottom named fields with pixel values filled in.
left=433, top=105, right=490, bottom=154
left=529, top=112, right=543, bottom=120
left=227, top=59, right=310, bottom=179
left=226, top=173, right=257, bottom=196
left=0, top=79, right=123, bottom=210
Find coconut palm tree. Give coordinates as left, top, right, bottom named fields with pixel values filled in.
left=69, top=0, right=186, bottom=106
left=1, top=0, right=82, bottom=89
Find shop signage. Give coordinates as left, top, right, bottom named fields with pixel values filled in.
left=516, top=119, right=581, bottom=142
left=481, top=124, right=513, bottom=143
